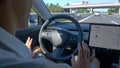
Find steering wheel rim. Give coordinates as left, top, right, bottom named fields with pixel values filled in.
left=39, top=14, right=83, bottom=61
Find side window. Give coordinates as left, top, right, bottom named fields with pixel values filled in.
left=28, top=9, right=38, bottom=27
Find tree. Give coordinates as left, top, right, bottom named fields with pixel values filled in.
left=66, top=3, right=70, bottom=6
left=77, top=9, right=90, bottom=13
left=56, top=3, right=59, bottom=6
left=46, top=3, right=64, bottom=12
left=30, top=8, right=35, bottom=13
left=107, top=8, right=116, bottom=14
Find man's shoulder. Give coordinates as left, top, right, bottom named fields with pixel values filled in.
left=0, top=28, right=32, bottom=58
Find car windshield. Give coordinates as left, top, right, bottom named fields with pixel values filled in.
left=43, top=0, right=120, bottom=24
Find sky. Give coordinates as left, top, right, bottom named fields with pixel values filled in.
left=43, top=0, right=118, bottom=6
left=43, top=0, right=119, bottom=12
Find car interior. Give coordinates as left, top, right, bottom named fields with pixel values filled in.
left=15, top=0, right=120, bottom=68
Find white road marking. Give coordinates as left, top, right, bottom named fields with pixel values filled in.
left=79, top=15, right=94, bottom=22
left=111, top=21, right=119, bottom=25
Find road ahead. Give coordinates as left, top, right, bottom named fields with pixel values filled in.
left=78, top=14, right=120, bottom=25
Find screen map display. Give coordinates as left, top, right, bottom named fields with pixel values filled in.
left=89, top=24, right=120, bottom=50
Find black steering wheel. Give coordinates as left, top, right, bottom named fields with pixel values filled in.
left=39, top=14, right=83, bottom=61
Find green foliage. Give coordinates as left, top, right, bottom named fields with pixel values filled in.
left=107, top=8, right=116, bottom=14
left=66, top=3, right=70, bottom=6
left=77, top=9, right=90, bottom=13
left=30, top=8, right=35, bottom=13
left=46, top=3, right=64, bottom=12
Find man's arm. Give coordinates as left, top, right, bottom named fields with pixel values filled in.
left=25, top=37, right=100, bottom=68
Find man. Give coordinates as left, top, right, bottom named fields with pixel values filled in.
left=0, top=0, right=98, bottom=68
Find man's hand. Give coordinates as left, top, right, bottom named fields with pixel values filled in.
left=71, top=41, right=96, bottom=68
left=25, top=37, right=33, bottom=50
left=25, top=37, right=42, bottom=57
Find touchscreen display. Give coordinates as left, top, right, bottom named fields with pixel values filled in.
left=89, top=24, right=120, bottom=50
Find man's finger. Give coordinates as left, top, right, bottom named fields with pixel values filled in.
left=82, top=41, right=90, bottom=58
left=28, top=38, right=33, bottom=47
left=78, top=43, right=83, bottom=58
left=25, top=37, right=30, bottom=45
left=90, top=49, right=95, bottom=61
left=71, top=55, right=77, bottom=68
left=25, top=37, right=33, bottom=49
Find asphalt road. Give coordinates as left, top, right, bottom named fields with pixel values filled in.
left=78, top=14, right=120, bottom=25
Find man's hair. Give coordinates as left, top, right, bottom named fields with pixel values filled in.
left=0, top=0, right=6, bottom=5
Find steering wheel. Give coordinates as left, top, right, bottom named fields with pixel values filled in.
left=39, top=14, right=83, bottom=61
